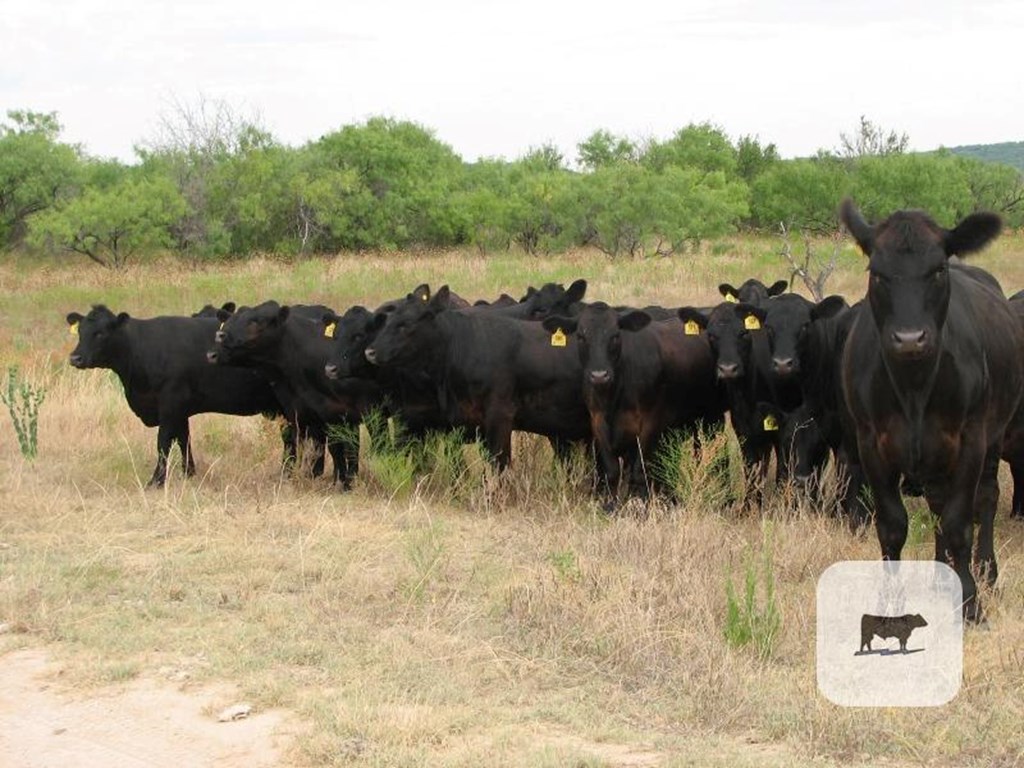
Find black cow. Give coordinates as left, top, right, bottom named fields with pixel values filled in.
left=840, top=200, right=1024, bottom=621
left=718, top=278, right=788, bottom=306
left=859, top=613, right=928, bottom=652
left=363, top=285, right=591, bottom=469
left=208, top=301, right=381, bottom=487
left=66, top=305, right=285, bottom=487
left=677, top=302, right=780, bottom=503
left=192, top=302, right=236, bottom=319
left=541, top=303, right=725, bottom=501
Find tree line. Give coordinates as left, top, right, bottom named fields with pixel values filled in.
left=2, top=106, right=1022, bottom=268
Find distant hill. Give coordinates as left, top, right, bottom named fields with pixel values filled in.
left=945, top=141, right=1024, bottom=171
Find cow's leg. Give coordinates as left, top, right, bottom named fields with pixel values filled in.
left=973, top=446, right=1002, bottom=587
left=856, top=432, right=906, bottom=561
left=280, top=418, right=298, bottom=474
left=838, top=447, right=872, bottom=529
left=590, top=418, right=620, bottom=505
left=929, top=439, right=988, bottom=622
left=739, top=438, right=772, bottom=509
left=1008, top=452, right=1024, bottom=518
left=173, top=420, right=195, bottom=477
left=483, top=404, right=514, bottom=471
left=151, top=415, right=189, bottom=487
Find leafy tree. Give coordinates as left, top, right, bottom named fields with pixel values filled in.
left=0, top=110, right=83, bottom=248
left=502, top=154, right=577, bottom=255
left=27, top=174, right=186, bottom=268
left=306, top=117, right=466, bottom=250
left=750, top=157, right=849, bottom=232
left=641, top=122, right=739, bottom=178
left=576, top=130, right=638, bottom=171
left=850, top=153, right=973, bottom=223
left=736, top=135, right=780, bottom=183
left=955, top=154, right=1024, bottom=227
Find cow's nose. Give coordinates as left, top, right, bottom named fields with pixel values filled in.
left=891, top=329, right=928, bottom=354
left=717, top=362, right=740, bottom=379
left=325, top=363, right=339, bottom=379
left=215, top=330, right=226, bottom=343
left=206, top=350, right=219, bottom=364
left=772, top=357, right=796, bottom=375
left=364, top=348, right=378, bottom=364
left=589, top=369, right=611, bottom=385
left=69, top=353, right=83, bottom=368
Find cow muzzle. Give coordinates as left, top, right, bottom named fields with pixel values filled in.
left=364, top=348, right=379, bottom=365
left=890, top=328, right=930, bottom=358
left=772, top=357, right=798, bottom=376
left=716, top=361, right=740, bottom=380
left=69, top=353, right=85, bottom=368
left=206, top=350, right=220, bottom=364
left=214, top=329, right=226, bottom=343
left=588, top=369, right=612, bottom=386
left=325, top=363, right=339, bottom=380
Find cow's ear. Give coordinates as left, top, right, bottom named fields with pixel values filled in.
left=521, top=286, right=537, bottom=301
left=735, top=303, right=767, bottom=328
left=220, top=301, right=236, bottom=314
left=677, top=307, right=709, bottom=331
left=426, top=285, right=450, bottom=314
left=811, top=295, right=847, bottom=321
left=322, top=311, right=340, bottom=326
left=718, top=283, right=739, bottom=302
left=115, top=312, right=130, bottom=325
left=66, top=312, right=84, bottom=326
left=618, top=310, right=651, bottom=333
left=839, top=198, right=874, bottom=255
left=542, top=315, right=577, bottom=334
left=411, top=283, right=431, bottom=303
left=767, top=279, right=789, bottom=297
left=565, top=279, right=587, bottom=304
left=945, top=212, right=1002, bottom=257
left=216, top=308, right=232, bottom=323
left=277, top=306, right=290, bottom=324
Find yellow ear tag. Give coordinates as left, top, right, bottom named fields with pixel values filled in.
left=69, top=321, right=79, bottom=336
left=684, top=319, right=700, bottom=336
left=551, top=328, right=567, bottom=347
left=725, top=293, right=738, bottom=303
left=744, top=315, right=761, bottom=331
left=324, top=322, right=336, bottom=339
left=763, top=414, right=779, bottom=432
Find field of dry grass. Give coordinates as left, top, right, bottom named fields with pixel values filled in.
left=4, top=234, right=1024, bottom=766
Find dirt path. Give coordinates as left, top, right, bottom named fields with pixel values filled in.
left=0, top=649, right=299, bottom=768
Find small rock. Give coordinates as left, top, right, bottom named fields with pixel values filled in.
left=217, top=703, right=252, bottom=722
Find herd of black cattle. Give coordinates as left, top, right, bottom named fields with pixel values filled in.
left=64, top=200, right=1024, bottom=621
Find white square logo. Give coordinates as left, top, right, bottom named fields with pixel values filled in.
left=816, top=561, right=963, bottom=707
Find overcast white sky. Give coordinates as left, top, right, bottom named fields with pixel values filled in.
left=3, top=0, right=1022, bottom=164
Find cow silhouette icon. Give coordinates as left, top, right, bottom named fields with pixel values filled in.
left=859, top=613, right=928, bottom=653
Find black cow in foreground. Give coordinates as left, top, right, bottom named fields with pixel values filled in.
left=66, top=305, right=285, bottom=487
left=541, top=302, right=724, bottom=501
left=840, top=200, right=1024, bottom=621
left=208, top=301, right=381, bottom=487
left=363, top=285, right=591, bottom=470
left=859, top=613, right=928, bottom=652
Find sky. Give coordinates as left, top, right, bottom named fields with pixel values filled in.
left=3, top=0, right=1022, bottom=164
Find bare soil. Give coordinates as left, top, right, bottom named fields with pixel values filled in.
left=0, top=648, right=300, bottom=768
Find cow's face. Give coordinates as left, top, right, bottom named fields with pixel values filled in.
left=324, top=306, right=380, bottom=380
left=841, top=199, right=1001, bottom=361
left=543, top=303, right=649, bottom=389
left=519, top=279, right=587, bottom=320
left=365, top=285, right=450, bottom=367
left=719, top=279, right=788, bottom=306
left=681, top=303, right=764, bottom=380
left=67, top=305, right=128, bottom=368
left=768, top=403, right=828, bottom=486
left=208, top=301, right=289, bottom=365
left=910, top=613, right=928, bottom=628
left=764, top=294, right=846, bottom=379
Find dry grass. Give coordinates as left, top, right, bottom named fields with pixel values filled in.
left=4, top=239, right=1024, bottom=766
